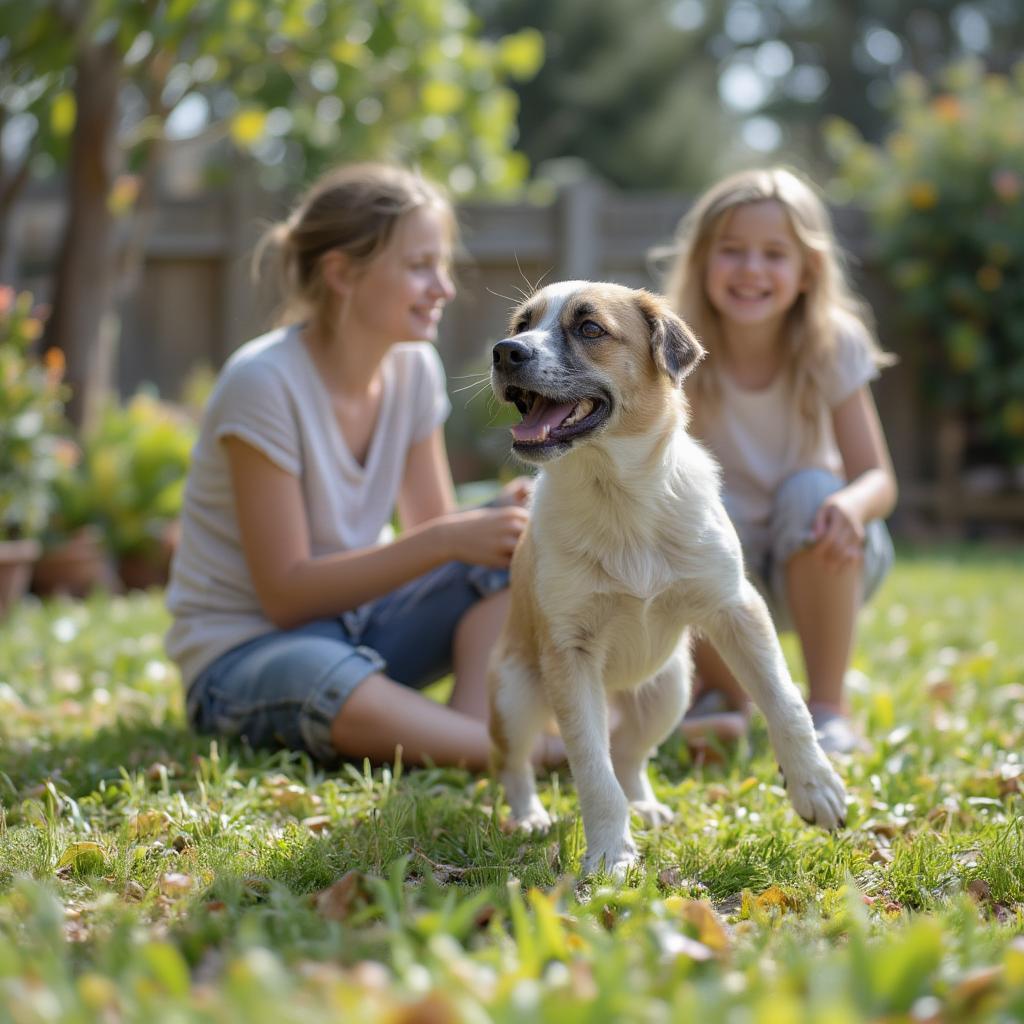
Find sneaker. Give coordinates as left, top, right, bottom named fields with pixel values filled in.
left=809, top=707, right=864, bottom=756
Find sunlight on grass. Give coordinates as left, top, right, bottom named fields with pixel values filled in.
left=1, top=546, right=1023, bottom=1020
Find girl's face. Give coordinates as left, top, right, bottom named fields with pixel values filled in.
left=704, top=200, right=808, bottom=338
left=342, top=203, right=456, bottom=345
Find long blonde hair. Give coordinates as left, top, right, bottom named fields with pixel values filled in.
left=660, top=166, right=892, bottom=444
left=253, top=162, right=455, bottom=341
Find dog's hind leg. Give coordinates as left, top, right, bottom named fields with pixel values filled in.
left=610, top=649, right=691, bottom=827
left=700, top=580, right=847, bottom=830
left=490, top=658, right=552, bottom=832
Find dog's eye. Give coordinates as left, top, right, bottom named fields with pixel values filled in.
left=579, top=320, right=605, bottom=339
left=512, top=317, right=531, bottom=334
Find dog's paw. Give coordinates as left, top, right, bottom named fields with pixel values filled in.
left=581, top=834, right=639, bottom=880
left=781, top=752, right=847, bottom=830
left=630, top=799, right=674, bottom=827
left=504, top=797, right=553, bottom=834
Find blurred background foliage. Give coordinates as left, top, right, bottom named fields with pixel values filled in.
left=477, top=0, right=1024, bottom=192
left=2, top=0, right=1024, bottom=508
left=0, top=0, right=543, bottom=420
left=828, top=59, right=1024, bottom=466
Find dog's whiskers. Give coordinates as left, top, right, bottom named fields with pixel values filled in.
left=462, top=380, right=496, bottom=407
left=452, top=373, right=491, bottom=395
left=486, top=286, right=522, bottom=305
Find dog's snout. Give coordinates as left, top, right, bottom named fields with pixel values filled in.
left=493, top=338, right=536, bottom=372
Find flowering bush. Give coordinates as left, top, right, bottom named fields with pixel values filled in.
left=80, top=390, right=196, bottom=560
left=827, top=59, right=1024, bottom=466
left=0, top=287, right=68, bottom=541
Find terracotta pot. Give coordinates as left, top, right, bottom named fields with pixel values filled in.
left=0, top=538, right=42, bottom=619
left=117, top=519, right=179, bottom=591
left=32, top=525, right=117, bottom=598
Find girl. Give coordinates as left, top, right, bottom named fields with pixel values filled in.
left=662, top=166, right=897, bottom=755
left=166, top=163, right=559, bottom=770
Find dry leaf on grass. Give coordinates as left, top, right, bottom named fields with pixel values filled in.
left=312, top=869, right=372, bottom=921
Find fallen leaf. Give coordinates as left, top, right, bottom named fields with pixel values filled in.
left=313, top=870, right=371, bottom=921
left=967, top=879, right=992, bottom=904
left=664, top=896, right=731, bottom=953
left=950, top=964, right=1003, bottom=1007
left=57, top=842, right=105, bottom=875
left=301, top=815, right=332, bottom=834
left=388, top=992, right=459, bottom=1024
left=130, top=810, right=166, bottom=837
left=753, top=886, right=801, bottom=915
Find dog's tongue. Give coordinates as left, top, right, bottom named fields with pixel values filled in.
left=512, top=396, right=575, bottom=442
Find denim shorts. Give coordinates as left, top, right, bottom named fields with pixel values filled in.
left=186, top=561, right=508, bottom=763
left=728, top=468, right=894, bottom=631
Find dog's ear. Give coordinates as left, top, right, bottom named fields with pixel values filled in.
left=636, top=291, right=705, bottom=387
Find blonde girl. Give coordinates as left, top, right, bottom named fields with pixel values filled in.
left=663, top=166, right=897, bottom=754
left=166, top=163, right=560, bottom=769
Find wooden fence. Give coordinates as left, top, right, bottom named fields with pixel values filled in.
left=9, top=173, right=1023, bottom=538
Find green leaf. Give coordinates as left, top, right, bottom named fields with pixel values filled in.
left=498, top=29, right=544, bottom=81
left=49, top=91, right=76, bottom=136
left=140, top=942, right=191, bottom=998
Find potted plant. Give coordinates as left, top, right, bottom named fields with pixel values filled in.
left=83, top=390, right=195, bottom=590
left=0, top=287, right=68, bottom=616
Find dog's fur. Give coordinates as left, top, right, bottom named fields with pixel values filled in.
left=487, top=280, right=847, bottom=877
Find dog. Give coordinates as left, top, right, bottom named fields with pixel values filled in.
left=487, top=280, right=847, bottom=877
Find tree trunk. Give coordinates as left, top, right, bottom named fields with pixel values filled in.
left=44, top=38, right=123, bottom=427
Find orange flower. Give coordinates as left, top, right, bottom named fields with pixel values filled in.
left=908, top=180, right=938, bottom=210
left=931, top=94, right=962, bottom=122
left=0, top=284, right=13, bottom=315
left=44, top=346, right=66, bottom=382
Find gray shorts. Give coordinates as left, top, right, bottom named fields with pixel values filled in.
left=728, top=468, right=894, bottom=631
left=186, top=561, right=508, bottom=764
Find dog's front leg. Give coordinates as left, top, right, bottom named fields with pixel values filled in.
left=701, top=580, right=847, bottom=830
left=543, top=649, right=636, bottom=879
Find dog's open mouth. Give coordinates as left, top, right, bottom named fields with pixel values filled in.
left=504, top=386, right=610, bottom=447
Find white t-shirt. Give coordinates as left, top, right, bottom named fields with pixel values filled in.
left=695, top=318, right=880, bottom=534
left=165, top=325, right=451, bottom=687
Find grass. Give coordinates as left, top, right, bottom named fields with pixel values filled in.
left=1, top=545, right=1024, bottom=1021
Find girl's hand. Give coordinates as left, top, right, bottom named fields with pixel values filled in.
left=439, top=505, right=530, bottom=568
left=810, top=493, right=865, bottom=570
left=489, top=476, right=534, bottom=509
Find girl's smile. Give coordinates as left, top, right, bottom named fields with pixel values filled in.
left=342, top=203, right=455, bottom=347
left=705, top=200, right=807, bottom=336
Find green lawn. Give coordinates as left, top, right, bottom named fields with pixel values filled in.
left=1, top=547, right=1023, bottom=1022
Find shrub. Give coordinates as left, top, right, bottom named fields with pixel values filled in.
left=81, top=390, right=196, bottom=560
left=827, top=59, right=1024, bottom=467
left=0, top=288, right=68, bottom=541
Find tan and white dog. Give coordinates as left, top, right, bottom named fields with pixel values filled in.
left=487, top=280, right=847, bottom=877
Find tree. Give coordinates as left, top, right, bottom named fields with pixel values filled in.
left=478, top=0, right=1024, bottom=189
left=477, top=0, right=736, bottom=191
left=1, top=0, right=542, bottom=421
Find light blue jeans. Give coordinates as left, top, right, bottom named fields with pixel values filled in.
left=186, top=561, right=508, bottom=764
left=727, top=468, right=894, bottom=630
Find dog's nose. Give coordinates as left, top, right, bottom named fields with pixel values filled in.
left=492, top=338, right=536, bottom=371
